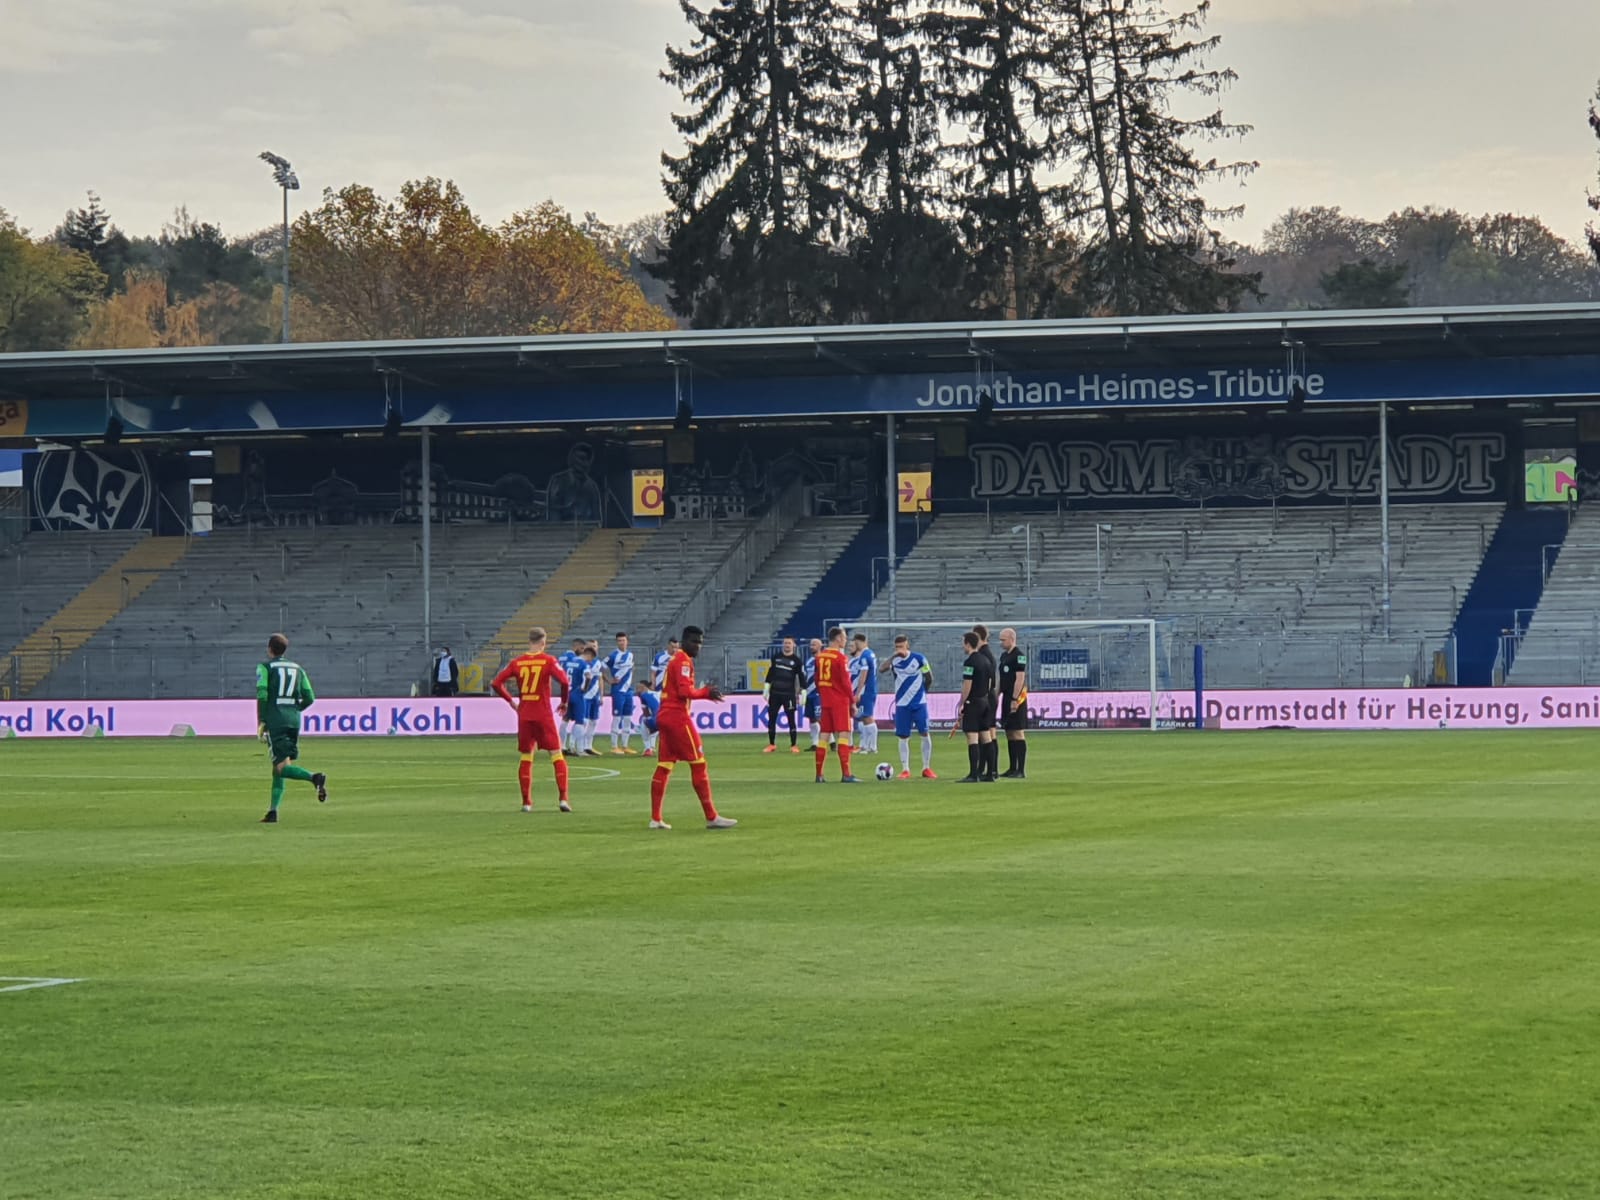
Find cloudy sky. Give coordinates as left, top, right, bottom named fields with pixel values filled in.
left=2, top=0, right=1598, bottom=249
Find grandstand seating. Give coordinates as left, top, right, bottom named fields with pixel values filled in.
left=1505, top=504, right=1600, bottom=685
left=5, top=499, right=1519, bottom=698
left=27, top=523, right=590, bottom=699
left=3, top=530, right=160, bottom=694
left=572, top=518, right=756, bottom=653
left=852, top=503, right=1499, bottom=689
left=702, top=515, right=869, bottom=655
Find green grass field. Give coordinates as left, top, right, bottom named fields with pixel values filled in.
left=3, top=730, right=1598, bottom=1199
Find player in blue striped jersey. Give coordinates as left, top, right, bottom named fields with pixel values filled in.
left=849, top=633, right=880, bottom=754
left=559, top=637, right=586, bottom=751
left=651, top=639, right=678, bottom=690
left=603, top=632, right=638, bottom=754
left=884, top=633, right=936, bottom=779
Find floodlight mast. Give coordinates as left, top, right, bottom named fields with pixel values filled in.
left=259, top=152, right=300, bottom=343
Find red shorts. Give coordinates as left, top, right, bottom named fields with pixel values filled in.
left=656, top=718, right=705, bottom=765
left=821, top=702, right=853, bottom=736
left=517, top=718, right=561, bottom=754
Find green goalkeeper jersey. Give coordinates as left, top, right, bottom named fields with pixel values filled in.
left=257, top=658, right=317, bottom=730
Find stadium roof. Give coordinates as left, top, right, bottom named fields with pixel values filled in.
left=1, top=303, right=1598, bottom=394
left=2, top=303, right=1599, bottom=439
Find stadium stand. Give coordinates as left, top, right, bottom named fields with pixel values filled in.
left=1449, top=506, right=1567, bottom=686
left=702, top=515, right=869, bottom=652
left=1503, top=504, right=1600, bottom=685
left=467, top=526, right=651, bottom=686
left=850, top=503, right=1500, bottom=689
left=572, top=518, right=756, bottom=650
left=3, top=531, right=179, bottom=697
left=27, top=523, right=591, bottom=699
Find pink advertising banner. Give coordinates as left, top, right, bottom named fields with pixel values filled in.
left=5, top=687, right=1600, bottom=738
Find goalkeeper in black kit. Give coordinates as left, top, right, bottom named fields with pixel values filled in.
left=763, top=636, right=805, bottom=754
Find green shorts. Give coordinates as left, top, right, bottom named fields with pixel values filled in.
left=266, top=726, right=300, bottom=765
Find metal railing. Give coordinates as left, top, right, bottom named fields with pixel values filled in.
left=647, top=481, right=807, bottom=648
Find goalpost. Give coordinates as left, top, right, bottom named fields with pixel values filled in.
left=821, top=618, right=1189, bottom=731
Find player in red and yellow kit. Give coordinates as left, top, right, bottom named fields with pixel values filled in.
left=649, top=625, right=738, bottom=830
left=812, top=625, right=861, bottom=783
left=491, top=627, right=572, bottom=813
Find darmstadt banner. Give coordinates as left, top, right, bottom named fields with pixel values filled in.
left=5, top=688, right=1600, bottom=737
left=947, top=429, right=1515, bottom=505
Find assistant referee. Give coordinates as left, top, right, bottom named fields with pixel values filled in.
left=956, top=630, right=997, bottom=783
left=998, top=626, right=1028, bottom=778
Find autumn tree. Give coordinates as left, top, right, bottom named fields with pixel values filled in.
left=75, top=271, right=206, bottom=349
left=291, top=180, right=671, bottom=339
left=0, top=209, right=105, bottom=351
left=657, top=0, right=853, bottom=327
left=492, top=203, right=676, bottom=333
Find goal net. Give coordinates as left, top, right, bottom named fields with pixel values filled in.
left=822, top=618, right=1190, bottom=731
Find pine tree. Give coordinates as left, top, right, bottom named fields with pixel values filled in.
left=1587, top=80, right=1599, bottom=266
left=1064, top=0, right=1256, bottom=315
left=834, top=0, right=969, bottom=322
left=657, top=0, right=853, bottom=327
left=925, top=0, right=1075, bottom=318
left=53, top=192, right=132, bottom=295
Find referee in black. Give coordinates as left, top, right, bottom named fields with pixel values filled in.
left=956, top=630, right=998, bottom=783
left=971, top=623, right=1000, bottom=780
left=764, top=636, right=805, bottom=753
left=998, top=626, right=1028, bottom=778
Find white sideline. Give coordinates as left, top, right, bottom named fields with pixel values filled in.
left=0, top=977, right=84, bottom=994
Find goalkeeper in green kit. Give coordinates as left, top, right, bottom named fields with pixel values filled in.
left=256, top=632, right=328, bottom=824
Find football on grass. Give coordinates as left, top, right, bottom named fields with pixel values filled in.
left=875, top=762, right=894, bottom=780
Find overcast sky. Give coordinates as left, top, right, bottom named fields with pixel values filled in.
left=2, top=0, right=1597, bottom=249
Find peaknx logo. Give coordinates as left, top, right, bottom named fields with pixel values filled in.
left=918, top=369, right=1328, bottom=410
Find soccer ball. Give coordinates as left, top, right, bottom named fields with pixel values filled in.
left=875, top=762, right=894, bottom=781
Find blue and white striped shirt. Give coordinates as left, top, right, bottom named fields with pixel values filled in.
left=605, top=649, right=635, bottom=693
left=651, top=650, right=671, bottom=689
left=891, top=652, right=930, bottom=708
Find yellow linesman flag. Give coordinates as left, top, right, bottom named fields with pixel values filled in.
left=896, top=471, right=932, bottom=514
left=633, top=469, right=666, bottom=517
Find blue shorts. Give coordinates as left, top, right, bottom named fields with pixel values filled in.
left=583, top=696, right=602, bottom=722
left=857, top=695, right=878, bottom=721
left=895, top=704, right=929, bottom=739
left=611, top=691, right=635, bottom=716
left=642, top=712, right=659, bottom=734
left=804, top=693, right=820, bottom=720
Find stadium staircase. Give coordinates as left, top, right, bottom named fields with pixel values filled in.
left=4, top=533, right=188, bottom=697
left=785, top=515, right=922, bottom=641
left=1451, top=506, right=1567, bottom=686
left=1506, top=503, right=1600, bottom=684
left=469, top=527, right=652, bottom=685
left=702, top=515, right=869, bottom=656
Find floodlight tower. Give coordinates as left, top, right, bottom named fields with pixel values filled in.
left=259, top=151, right=300, bottom=343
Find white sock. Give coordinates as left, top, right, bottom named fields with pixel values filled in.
left=586, top=719, right=598, bottom=750
left=899, top=738, right=910, bottom=770
left=922, top=736, right=933, bottom=769
left=611, top=715, right=623, bottom=748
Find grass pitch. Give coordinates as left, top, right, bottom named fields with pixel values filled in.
left=3, top=730, right=1599, bottom=1199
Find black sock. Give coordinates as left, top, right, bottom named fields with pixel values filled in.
left=1017, top=741, right=1027, bottom=773
left=1005, top=740, right=1017, bottom=772
left=967, top=743, right=981, bottom=777
left=989, top=741, right=1001, bottom=776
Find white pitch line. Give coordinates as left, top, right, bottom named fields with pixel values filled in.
left=565, top=766, right=622, bottom=781
left=0, top=977, right=84, bottom=994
